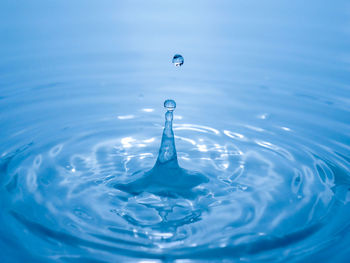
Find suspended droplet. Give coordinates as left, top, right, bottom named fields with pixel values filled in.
left=172, top=54, right=184, bottom=67
left=164, top=99, right=176, bottom=112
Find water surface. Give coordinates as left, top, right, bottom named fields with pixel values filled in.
left=1, top=1, right=350, bottom=262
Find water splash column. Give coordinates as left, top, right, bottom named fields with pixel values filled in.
left=156, top=100, right=178, bottom=167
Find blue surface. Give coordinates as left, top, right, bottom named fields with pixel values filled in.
left=1, top=1, right=350, bottom=262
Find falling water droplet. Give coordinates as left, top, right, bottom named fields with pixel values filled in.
left=164, top=99, right=176, bottom=112
left=172, top=54, right=184, bottom=67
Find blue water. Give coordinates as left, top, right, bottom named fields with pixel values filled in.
left=1, top=1, right=350, bottom=262
left=172, top=55, right=184, bottom=67
left=115, top=100, right=209, bottom=199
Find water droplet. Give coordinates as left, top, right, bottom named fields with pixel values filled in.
left=164, top=99, right=176, bottom=112
left=172, top=54, right=184, bottom=67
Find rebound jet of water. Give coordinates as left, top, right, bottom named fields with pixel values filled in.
left=115, top=100, right=208, bottom=198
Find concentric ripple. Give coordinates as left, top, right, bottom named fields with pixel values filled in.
left=1, top=107, right=350, bottom=262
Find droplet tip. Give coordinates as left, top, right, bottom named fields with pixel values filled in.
left=164, top=99, right=176, bottom=111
